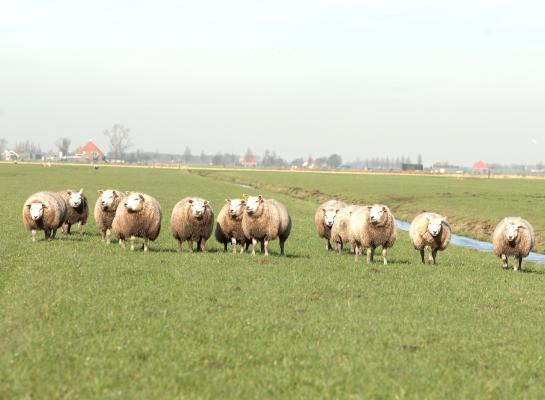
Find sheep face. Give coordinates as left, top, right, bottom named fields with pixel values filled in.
left=227, top=199, right=245, bottom=217
left=188, top=199, right=209, bottom=219
left=125, top=193, right=145, bottom=212
left=426, top=215, right=445, bottom=237
left=99, top=190, right=118, bottom=210
left=68, top=189, right=84, bottom=208
left=245, top=195, right=263, bottom=215
left=323, top=208, right=339, bottom=228
left=503, top=221, right=523, bottom=243
left=28, top=203, right=46, bottom=221
left=368, top=205, right=387, bottom=225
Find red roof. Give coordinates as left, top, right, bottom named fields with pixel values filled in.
left=473, top=160, right=488, bottom=171
left=76, top=140, right=104, bottom=160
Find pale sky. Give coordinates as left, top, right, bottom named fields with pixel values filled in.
left=2, top=0, right=545, bottom=165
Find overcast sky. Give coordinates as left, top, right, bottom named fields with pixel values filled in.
left=2, top=1, right=545, bottom=165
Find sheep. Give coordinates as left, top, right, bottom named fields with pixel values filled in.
left=112, top=192, right=162, bottom=252
left=58, top=189, right=88, bottom=235
left=215, top=198, right=249, bottom=254
left=22, top=191, right=67, bottom=241
left=171, top=197, right=214, bottom=253
left=241, top=195, right=292, bottom=256
left=409, top=212, right=451, bottom=264
left=348, top=204, right=397, bottom=264
left=492, top=217, right=535, bottom=271
left=94, top=189, right=125, bottom=244
left=314, top=199, right=347, bottom=250
left=330, top=205, right=358, bottom=253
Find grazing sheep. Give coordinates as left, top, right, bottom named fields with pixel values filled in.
left=314, top=199, right=347, bottom=250
left=241, top=195, right=292, bottom=256
left=409, top=212, right=451, bottom=264
left=492, top=217, right=535, bottom=271
left=22, top=191, right=67, bottom=241
left=94, top=189, right=124, bottom=244
left=171, top=197, right=214, bottom=253
left=349, top=204, right=397, bottom=264
left=58, top=189, right=88, bottom=235
left=330, top=205, right=358, bottom=253
left=215, top=198, right=249, bottom=254
left=112, top=192, right=162, bottom=252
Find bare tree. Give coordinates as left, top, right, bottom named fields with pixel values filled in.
left=0, top=138, right=7, bottom=154
left=56, top=137, right=71, bottom=156
left=104, top=124, right=132, bottom=160
left=15, top=140, right=42, bottom=159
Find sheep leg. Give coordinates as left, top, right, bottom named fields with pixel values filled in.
left=224, top=242, right=228, bottom=252
left=51, top=229, right=57, bottom=239
left=280, top=239, right=285, bottom=256
left=200, top=239, right=207, bottom=252
left=66, top=223, right=72, bottom=234
left=240, top=242, right=245, bottom=254
left=176, top=239, right=183, bottom=253
left=44, top=229, right=51, bottom=240
left=420, top=249, right=425, bottom=264
left=130, top=236, right=136, bottom=251
left=325, top=239, right=330, bottom=251
left=106, top=229, right=111, bottom=245
left=366, top=247, right=374, bottom=264
left=501, top=254, right=508, bottom=269
left=119, top=238, right=126, bottom=249
left=251, top=238, right=257, bottom=256
left=515, top=256, right=523, bottom=272
left=260, top=240, right=265, bottom=254
left=430, top=249, right=438, bottom=265
left=382, top=248, right=388, bottom=265
left=264, top=239, right=270, bottom=256
left=101, top=229, right=106, bottom=242
left=335, top=241, right=341, bottom=254
left=188, top=240, right=194, bottom=253
left=354, top=245, right=360, bottom=262
left=78, top=221, right=83, bottom=236
left=143, top=238, right=149, bottom=252
left=231, top=237, right=237, bottom=254
left=31, top=229, right=37, bottom=242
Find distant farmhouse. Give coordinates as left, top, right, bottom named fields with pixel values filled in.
left=3, top=150, right=19, bottom=161
left=473, top=160, right=489, bottom=174
left=75, top=140, right=105, bottom=162
left=241, top=153, right=257, bottom=168
left=401, top=163, right=424, bottom=171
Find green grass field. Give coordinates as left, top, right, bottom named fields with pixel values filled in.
left=2, top=164, right=545, bottom=399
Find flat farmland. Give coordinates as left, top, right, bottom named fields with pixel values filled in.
left=2, top=164, right=545, bottom=399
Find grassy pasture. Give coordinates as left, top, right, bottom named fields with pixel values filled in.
left=192, top=169, right=545, bottom=252
left=2, top=164, right=545, bottom=399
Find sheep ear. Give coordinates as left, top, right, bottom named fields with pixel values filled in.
left=382, top=206, right=387, bottom=212
left=204, top=200, right=209, bottom=207
left=366, top=206, right=372, bottom=210
left=242, top=194, right=249, bottom=200
left=258, top=195, right=264, bottom=201
left=42, top=204, right=48, bottom=209
left=322, top=208, right=327, bottom=214
left=26, top=204, right=31, bottom=209
left=241, top=200, right=246, bottom=205
left=335, top=209, right=340, bottom=214
left=139, top=194, right=144, bottom=201
left=97, top=190, right=103, bottom=195
left=225, top=199, right=231, bottom=203
left=188, top=199, right=194, bottom=204
left=66, top=191, right=72, bottom=196
left=79, top=188, right=84, bottom=194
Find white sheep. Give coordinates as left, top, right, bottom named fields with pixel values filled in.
left=492, top=217, right=535, bottom=271
left=314, top=199, right=347, bottom=250
left=22, top=192, right=67, bottom=241
left=409, top=212, right=451, bottom=264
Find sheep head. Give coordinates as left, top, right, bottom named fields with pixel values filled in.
left=323, top=208, right=340, bottom=228
left=227, top=198, right=245, bottom=217
left=245, top=195, right=264, bottom=215
left=27, top=202, right=47, bottom=221
left=426, top=214, right=447, bottom=237
left=67, top=189, right=84, bottom=208
left=99, top=189, right=119, bottom=210
left=125, top=192, right=145, bottom=212
left=368, top=205, right=388, bottom=225
left=188, top=199, right=209, bottom=219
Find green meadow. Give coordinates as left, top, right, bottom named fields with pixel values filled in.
left=2, top=163, right=545, bottom=399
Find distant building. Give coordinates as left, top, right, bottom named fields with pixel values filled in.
left=3, top=150, right=19, bottom=161
left=401, top=163, right=424, bottom=171
left=75, top=140, right=105, bottom=162
left=303, top=156, right=315, bottom=169
left=241, top=153, right=257, bottom=168
left=473, top=160, right=488, bottom=174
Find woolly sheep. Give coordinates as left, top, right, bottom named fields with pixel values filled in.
left=492, top=217, right=535, bottom=271
left=215, top=198, right=249, bottom=254
left=314, top=199, right=347, bottom=250
left=94, top=189, right=125, bottom=244
left=409, top=212, right=451, bottom=264
left=242, top=195, right=291, bottom=256
left=171, top=197, right=214, bottom=253
left=58, top=189, right=88, bottom=235
left=112, top=192, right=162, bottom=252
left=349, top=204, right=397, bottom=264
left=22, top=191, right=67, bottom=241
left=330, top=205, right=358, bottom=253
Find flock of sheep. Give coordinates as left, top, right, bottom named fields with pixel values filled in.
left=315, top=199, right=535, bottom=271
left=22, top=190, right=291, bottom=257
left=22, top=189, right=535, bottom=270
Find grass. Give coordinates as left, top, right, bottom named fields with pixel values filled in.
left=2, top=163, right=545, bottom=399
left=191, top=169, right=545, bottom=252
